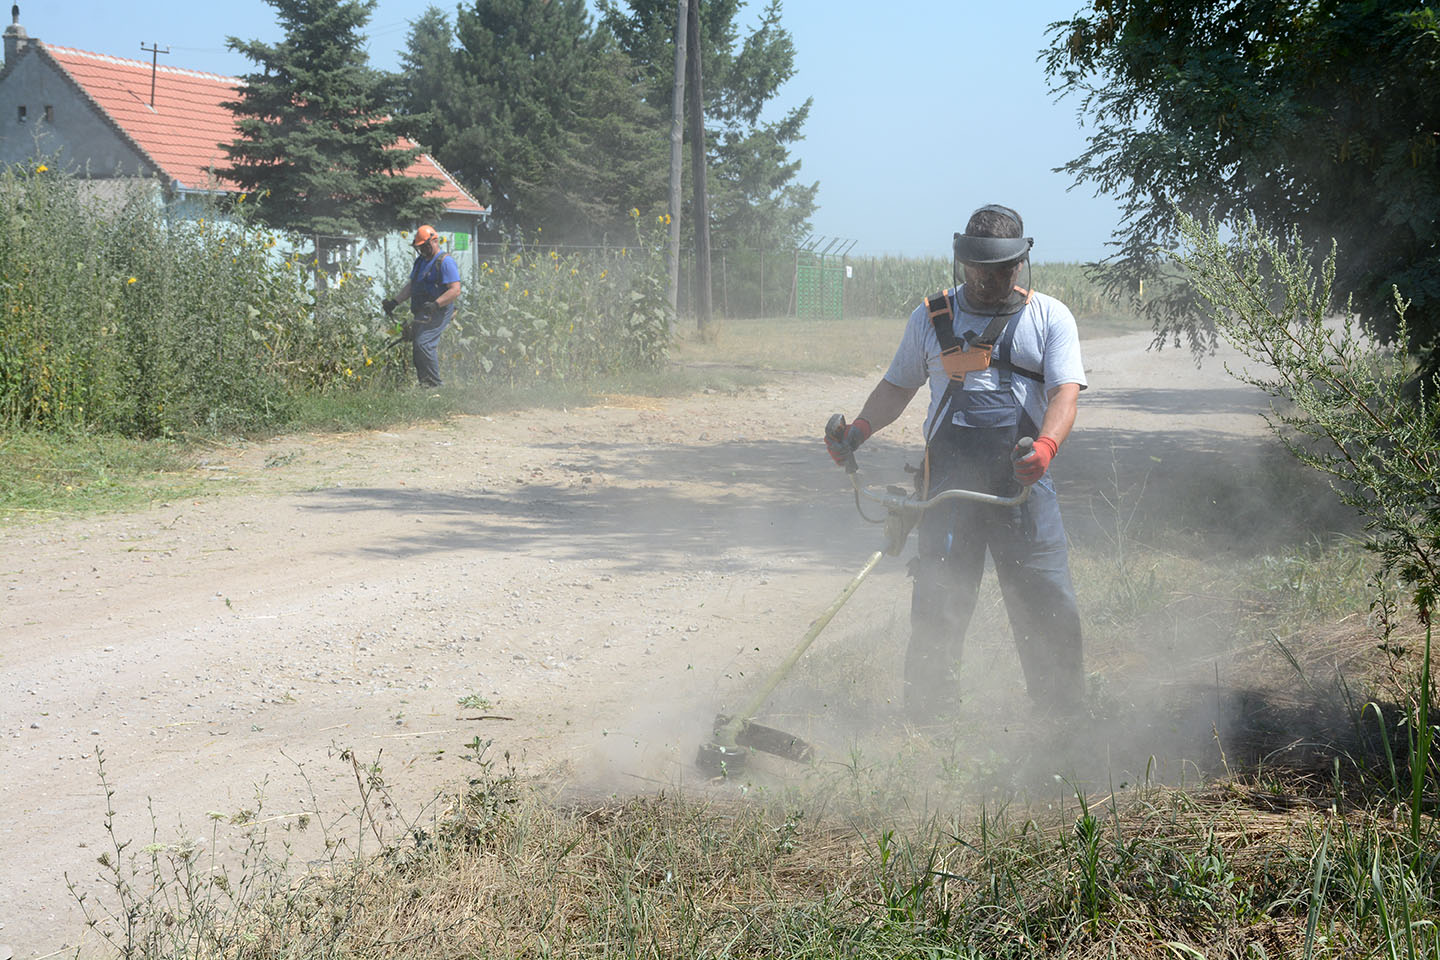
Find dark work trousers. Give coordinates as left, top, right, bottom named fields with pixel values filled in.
left=906, top=403, right=1083, bottom=720
left=411, top=307, right=453, bottom=387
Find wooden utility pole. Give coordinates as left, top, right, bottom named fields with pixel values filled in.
left=140, top=41, right=169, bottom=109
left=686, top=0, right=714, bottom=336
left=666, top=0, right=687, bottom=320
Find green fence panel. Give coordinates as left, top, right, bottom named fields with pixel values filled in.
left=795, top=252, right=845, bottom=320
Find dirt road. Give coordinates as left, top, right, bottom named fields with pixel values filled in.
left=1, top=330, right=1282, bottom=957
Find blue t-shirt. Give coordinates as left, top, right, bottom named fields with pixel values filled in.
left=411, top=252, right=460, bottom=305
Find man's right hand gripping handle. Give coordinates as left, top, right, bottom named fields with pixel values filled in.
left=825, top=414, right=871, bottom=473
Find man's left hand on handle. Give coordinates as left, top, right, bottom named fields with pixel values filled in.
left=1013, top=436, right=1057, bottom=484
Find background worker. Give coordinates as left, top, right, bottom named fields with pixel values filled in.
left=383, top=224, right=462, bottom=387
left=826, top=204, right=1087, bottom=721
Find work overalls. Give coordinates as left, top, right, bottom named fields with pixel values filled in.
left=410, top=253, right=457, bottom=387
left=906, top=293, right=1083, bottom=720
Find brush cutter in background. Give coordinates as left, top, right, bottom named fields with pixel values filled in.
left=694, top=429, right=1035, bottom=777
left=380, top=299, right=414, bottom=350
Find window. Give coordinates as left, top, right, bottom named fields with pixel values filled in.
left=16, top=105, right=25, bottom=122
left=43, top=105, right=52, bottom=122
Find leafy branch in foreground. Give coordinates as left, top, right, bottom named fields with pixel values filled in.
left=1173, top=213, right=1440, bottom=626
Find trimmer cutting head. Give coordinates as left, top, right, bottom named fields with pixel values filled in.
left=694, top=740, right=748, bottom=777
left=695, top=714, right=815, bottom=777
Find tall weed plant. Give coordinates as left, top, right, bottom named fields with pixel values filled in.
left=0, top=164, right=309, bottom=435
left=447, top=211, right=670, bottom=383
left=1175, top=213, right=1440, bottom=628
left=0, top=166, right=672, bottom=438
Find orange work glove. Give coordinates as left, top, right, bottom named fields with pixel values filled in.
left=1013, top=435, right=1057, bottom=485
left=825, top=415, right=872, bottom=466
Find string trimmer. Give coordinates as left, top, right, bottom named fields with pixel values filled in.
left=381, top=301, right=413, bottom=350
left=694, top=422, right=1034, bottom=776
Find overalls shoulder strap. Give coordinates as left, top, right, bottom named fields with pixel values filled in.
left=411, top=254, right=450, bottom=314
left=414, top=254, right=444, bottom=286
left=989, top=310, right=1045, bottom=384
left=924, top=289, right=961, bottom=351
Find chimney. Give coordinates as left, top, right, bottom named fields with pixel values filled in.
left=4, top=5, right=29, bottom=65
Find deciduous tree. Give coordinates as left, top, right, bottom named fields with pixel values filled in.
left=1046, top=1, right=1440, bottom=372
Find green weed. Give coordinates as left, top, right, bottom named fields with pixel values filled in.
left=0, top=429, right=200, bottom=519
left=0, top=166, right=675, bottom=439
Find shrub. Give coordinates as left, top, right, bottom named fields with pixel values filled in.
left=1175, top=213, right=1440, bottom=627
left=447, top=213, right=671, bottom=383
left=0, top=164, right=310, bottom=436
left=0, top=166, right=673, bottom=436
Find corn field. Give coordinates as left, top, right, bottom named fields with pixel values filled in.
left=841, top=256, right=1141, bottom=320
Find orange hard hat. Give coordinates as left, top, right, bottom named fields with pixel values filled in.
left=412, top=224, right=440, bottom=247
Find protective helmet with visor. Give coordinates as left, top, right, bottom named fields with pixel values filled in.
left=952, top=204, right=1034, bottom=315
left=412, top=224, right=441, bottom=248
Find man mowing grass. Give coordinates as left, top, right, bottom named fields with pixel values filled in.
left=826, top=204, right=1087, bottom=722
left=383, top=224, right=463, bottom=388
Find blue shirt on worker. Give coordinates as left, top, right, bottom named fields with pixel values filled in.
left=411, top=252, right=460, bottom=307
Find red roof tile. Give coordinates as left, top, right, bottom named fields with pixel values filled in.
left=40, top=43, right=485, bottom=216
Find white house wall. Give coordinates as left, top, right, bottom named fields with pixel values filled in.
left=362, top=213, right=486, bottom=287
left=0, top=50, right=152, bottom=176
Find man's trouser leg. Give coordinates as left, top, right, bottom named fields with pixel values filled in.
left=990, top=481, right=1084, bottom=712
left=906, top=499, right=987, bottom=721
left=412, top=317, right=448, bottom=386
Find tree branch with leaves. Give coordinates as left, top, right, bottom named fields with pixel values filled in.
left=1175, top=213, right=1440, bottom=624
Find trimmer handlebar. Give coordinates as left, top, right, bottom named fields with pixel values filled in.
left=847, top=437, right=1036, bottom=556
left=851, top=435, right=1036, bottom=511
left=854, top=473, right=1032, bottom=511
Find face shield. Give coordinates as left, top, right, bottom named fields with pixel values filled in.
left=953, top=234, right=1034, bottom=313
left=951, top=205, right=1035, bottom=314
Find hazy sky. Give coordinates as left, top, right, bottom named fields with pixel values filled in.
left=14, top=0, right=1122, bottom=261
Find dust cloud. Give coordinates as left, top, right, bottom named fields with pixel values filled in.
left=556, top=335, right=1376, bottom=820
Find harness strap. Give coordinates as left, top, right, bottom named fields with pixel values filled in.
left=966, top=285, right=1035, bottom=348
left=925, top=289, right=962, bottom=352
left=991, top=350, right=1045, bottom=384
left=925, top=287, right=1045, bottom=384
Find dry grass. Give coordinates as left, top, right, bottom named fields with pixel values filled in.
left=76, top=597, right=1440, bottom=960
left=84, top=755, right=1437, bottom=960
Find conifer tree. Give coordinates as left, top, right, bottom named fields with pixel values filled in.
left=223, top=0, right=443, bottom=264
left=398, top=1, right=664, bottom=242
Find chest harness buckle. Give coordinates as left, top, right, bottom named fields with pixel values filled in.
left=923, top=286, right=1044, bottom=384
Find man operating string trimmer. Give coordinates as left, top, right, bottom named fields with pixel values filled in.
left=826, top=204, right=1087, bottom=723
left=382, top=225, right=462, bottom=388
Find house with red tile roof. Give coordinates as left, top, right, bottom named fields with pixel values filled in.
left=0, top=8, right=487, bottom=277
